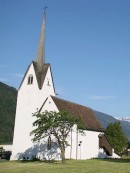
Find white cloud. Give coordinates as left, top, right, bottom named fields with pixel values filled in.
left=11, top=73, right=24, bottom=78
left=89, top=95, right=116, bottom=100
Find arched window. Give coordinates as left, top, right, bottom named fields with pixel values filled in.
left=27, top=75, right=33, bottom=85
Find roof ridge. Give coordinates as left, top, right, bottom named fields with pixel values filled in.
left=51, top=95, right=91, bottom=110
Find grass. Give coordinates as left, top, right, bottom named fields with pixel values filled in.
left=0, top=158, right=130, bottom=173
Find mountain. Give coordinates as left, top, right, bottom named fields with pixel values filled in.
left=0, top=82, right=17, bottom=143
left=93, top=110, right=130, bottom=140
left=0, top=81, right=130, bottom=143
left=115, top=117, right=130, bottom=122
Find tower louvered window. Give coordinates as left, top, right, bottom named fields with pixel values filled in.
left=27, top=75, right=33, bottom=85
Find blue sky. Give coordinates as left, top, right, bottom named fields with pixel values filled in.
left=0, top=0, right=130, bottom=117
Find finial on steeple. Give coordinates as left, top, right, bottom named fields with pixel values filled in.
left=43, top=4, right=48, bottom=16
left=36, top=5, right=48, bottom=71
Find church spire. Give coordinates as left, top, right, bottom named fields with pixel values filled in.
left=36, top=7, right=47, bottom=71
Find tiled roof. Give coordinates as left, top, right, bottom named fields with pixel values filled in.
left=51, top=96, right=104, bottom=132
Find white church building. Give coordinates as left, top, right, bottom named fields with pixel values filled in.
left=11, top=11, right=119, bottom=160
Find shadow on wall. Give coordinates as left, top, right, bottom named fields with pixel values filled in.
left=16, top=142, right=61, bottom=161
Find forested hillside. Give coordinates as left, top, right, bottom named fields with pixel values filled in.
left=0, top=82, right=17, bottom=143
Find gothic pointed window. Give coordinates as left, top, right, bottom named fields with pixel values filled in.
left=27, top=75, right=33, bottom=85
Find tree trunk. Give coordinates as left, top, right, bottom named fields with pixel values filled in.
left=61, top=148, right=65, bottom=163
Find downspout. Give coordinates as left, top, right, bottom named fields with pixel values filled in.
left=70, top=128, right=72, bottom=159
left=76, top=128, right=78, bottom=160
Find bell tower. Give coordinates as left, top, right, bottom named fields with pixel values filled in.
left=11, top=8, right=55, bottom=160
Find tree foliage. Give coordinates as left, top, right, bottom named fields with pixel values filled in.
left=105, top=122, right=128, bottom=155
left=0, top=82, right=17, bottom=143
left=31, top=110, right=84, bottom=163
left=0, top=146, right=4, bottom=153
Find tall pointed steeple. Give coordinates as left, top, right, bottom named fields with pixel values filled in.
left=36, top=9, right=46, bottom=71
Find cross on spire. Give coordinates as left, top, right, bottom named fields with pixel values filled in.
left=43, top=5, right=48, bottom=15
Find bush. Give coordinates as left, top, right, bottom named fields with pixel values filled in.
left=0, top=151, right=12, bottom=160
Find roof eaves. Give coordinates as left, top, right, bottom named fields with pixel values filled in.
left=18, top=64, right=31, bottom=90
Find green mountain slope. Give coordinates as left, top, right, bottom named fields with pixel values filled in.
left=0, top=82, right=17, bottom=143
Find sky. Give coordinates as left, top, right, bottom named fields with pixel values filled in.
left=0, top=0, right=130, bottom=118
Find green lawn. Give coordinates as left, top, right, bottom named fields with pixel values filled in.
left=0, top=158, right=130, bottom=173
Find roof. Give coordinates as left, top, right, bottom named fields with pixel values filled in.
left=33, top=62, right=50, bottom=89
left=99, top=133, right=112, bottom=156
left=35, top=13, right=46, bottom=70
left=51, top=96, right=104, bottom=132
left=19, top=62, right=51, bottom=90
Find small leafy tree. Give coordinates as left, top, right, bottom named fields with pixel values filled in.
left=105, top=122, right=128, bottom=156
left=31, top=110, right=84, bottom=163
left=0, top=147, right=4, bottom=153
left=0, top=140, right=4, bottom=153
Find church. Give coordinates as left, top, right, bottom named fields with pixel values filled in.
left=11, top=11, right=119, bottom=160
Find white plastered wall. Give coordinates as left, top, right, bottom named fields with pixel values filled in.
left=39, top=96, right=120, bottom=160
left=11, top=64, right=55, bottom=160
left=39, top=97, right=105, bottom=160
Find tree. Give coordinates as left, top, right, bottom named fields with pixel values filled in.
left=0, top=147, right=4, bottom=153
left=105, top=122, right=128, bottom=156
left=31, top=110, right=84, bottom=163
